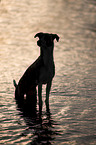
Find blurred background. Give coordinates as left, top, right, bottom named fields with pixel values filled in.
left=0, top=0, right=96, bottom=144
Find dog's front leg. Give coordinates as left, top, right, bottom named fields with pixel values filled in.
left=38, top=83, right=43, bottom=112
left=45, top=81, right=52, bottom=112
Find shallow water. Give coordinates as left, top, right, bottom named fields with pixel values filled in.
left=0, top=0, right=96, bottom=144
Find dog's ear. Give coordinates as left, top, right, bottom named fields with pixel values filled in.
left=52, top=34, right=59, bottom=42
left=34, top=32, right=43, bottom=39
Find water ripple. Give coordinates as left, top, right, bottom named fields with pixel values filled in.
left=0, top=0, right=96, bottom=144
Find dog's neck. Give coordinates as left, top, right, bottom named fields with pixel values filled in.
left=40, top=45, right=54, bottom=68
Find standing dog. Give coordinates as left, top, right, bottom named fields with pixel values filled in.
left=13, top=32, right=59, bottom=112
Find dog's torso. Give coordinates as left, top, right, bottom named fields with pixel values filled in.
left=15, top=56, right=43, bottom=97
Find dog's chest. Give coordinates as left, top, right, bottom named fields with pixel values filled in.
left=39, top=62, right=55, bottom=84
left=38, top=46, right=55, bottom=84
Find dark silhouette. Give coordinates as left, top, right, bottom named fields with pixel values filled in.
left=13, top=32, right=59, bottom=113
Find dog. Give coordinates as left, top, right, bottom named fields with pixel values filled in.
left=13, top=32, right=59, bottom=112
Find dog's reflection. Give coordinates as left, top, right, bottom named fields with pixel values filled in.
left=15, top=96, right=59, bottom=144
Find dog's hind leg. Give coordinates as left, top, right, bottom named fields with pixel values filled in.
left=45, top=81, right=52, bottom=112
left=26, top=86, right=37, bottom=107
left=38, top=83, right=43, bottom=112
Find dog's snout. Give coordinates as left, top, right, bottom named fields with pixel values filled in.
left=46, top=39, right=53, bottom=47
left=42, top=35, right=53, bottom=47
left=37, top=37, right=53, bottom=47
left=37, top=40, right=41, bottom=47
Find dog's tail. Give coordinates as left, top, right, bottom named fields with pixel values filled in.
left=13, top=80, right=17, bottom=88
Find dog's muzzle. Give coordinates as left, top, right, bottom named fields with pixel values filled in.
left=37, top=40, right=41, bottom=47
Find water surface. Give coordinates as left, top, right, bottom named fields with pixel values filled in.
left=0, top=0, right=96, bottom=144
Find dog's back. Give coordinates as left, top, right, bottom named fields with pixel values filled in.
left=14, top=56, right=43, bottom=98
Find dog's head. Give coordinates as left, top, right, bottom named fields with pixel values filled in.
left=34, top=32, right=59, bottom=47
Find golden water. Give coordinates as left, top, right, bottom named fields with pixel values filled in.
left=0, top=0, right=96, bottom=144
